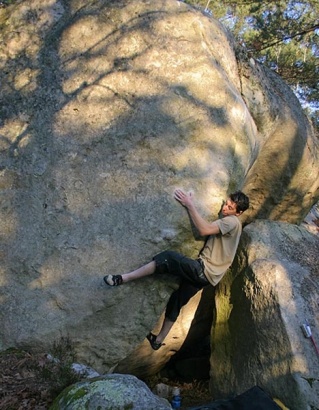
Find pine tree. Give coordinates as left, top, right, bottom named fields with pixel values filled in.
left=185, top=0, right=319, bottom=129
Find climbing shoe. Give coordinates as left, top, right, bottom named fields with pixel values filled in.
left=103, top=274, right=123, bottom=286
left=146, top=332, right=163, bottom=350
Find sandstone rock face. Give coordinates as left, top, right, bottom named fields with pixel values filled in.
left=50, top=373, right=171, bottom=410
left=210, top=220, right=319, bottom=410
left=114, top=285, right=215, bottom=378
left=0, top=0, right=318, bottom=379
left=240, top=61, right=319, bottom=224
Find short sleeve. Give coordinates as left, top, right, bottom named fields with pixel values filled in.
left=216, top=216, right=239, bottom=235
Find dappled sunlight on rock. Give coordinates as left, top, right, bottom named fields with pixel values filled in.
left=0, top=118, right=30, bottom=150
left=2, top=0, right=64, bottom=61
left=53, top=94, right=130, bottom=141
left=13, top=68, right=40, bottom=93
left=0, top=267, right=10, bottom=289
left=0, top=2, right=318, bottom=408
left=59, top=16, right=113, bottom=61
left=0, top=192, right=18, bottom=241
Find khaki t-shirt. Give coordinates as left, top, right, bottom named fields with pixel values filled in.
left=200, top=215, right=242, bottom=286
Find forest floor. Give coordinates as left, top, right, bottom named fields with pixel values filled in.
left=0, top=348, right=211, bottom=410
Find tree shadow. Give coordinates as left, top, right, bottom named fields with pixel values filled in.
left=0, top=0, right=314, bottom=382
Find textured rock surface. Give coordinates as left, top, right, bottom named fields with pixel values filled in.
left=239, top=60, right=319, bottom=224
left=210, top=220, right=319, bottom=409
left=114, top=285, right=215, bottom=378
left=0, top=0, right=318, bottom=379
left=50, top=373, right=171, bottom=410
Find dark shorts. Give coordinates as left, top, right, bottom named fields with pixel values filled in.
left=153, top=250, right=209, bottom=288
left=153, top=251, right=210, bottom=322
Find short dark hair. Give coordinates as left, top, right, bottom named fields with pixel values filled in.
left=230, top=191, right=249, bottom=213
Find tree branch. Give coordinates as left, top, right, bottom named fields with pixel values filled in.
left=255, top=24, right=319, bottom=51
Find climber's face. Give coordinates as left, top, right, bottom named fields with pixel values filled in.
left=221, top=198, right=241, bottom=216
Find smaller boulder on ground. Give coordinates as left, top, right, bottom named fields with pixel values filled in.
left=50, top=373, right=171, bottom=410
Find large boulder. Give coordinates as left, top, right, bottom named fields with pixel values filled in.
left=0, top=0, right=318, bottom=376
left=210, top=220, right=319, bottom=410
left=50, top=373, right=171, bottom=410
left=240, top=60, right=319, bottom=224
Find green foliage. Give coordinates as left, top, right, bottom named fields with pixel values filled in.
left=0, top=0, right=18, bottom=6
left=186, top=0, right=319, bottom=129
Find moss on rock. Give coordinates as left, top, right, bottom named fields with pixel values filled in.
left=50, top=374, right=171, bottom=410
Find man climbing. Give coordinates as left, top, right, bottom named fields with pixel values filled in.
left=104, top=188, right=249, bottom=350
